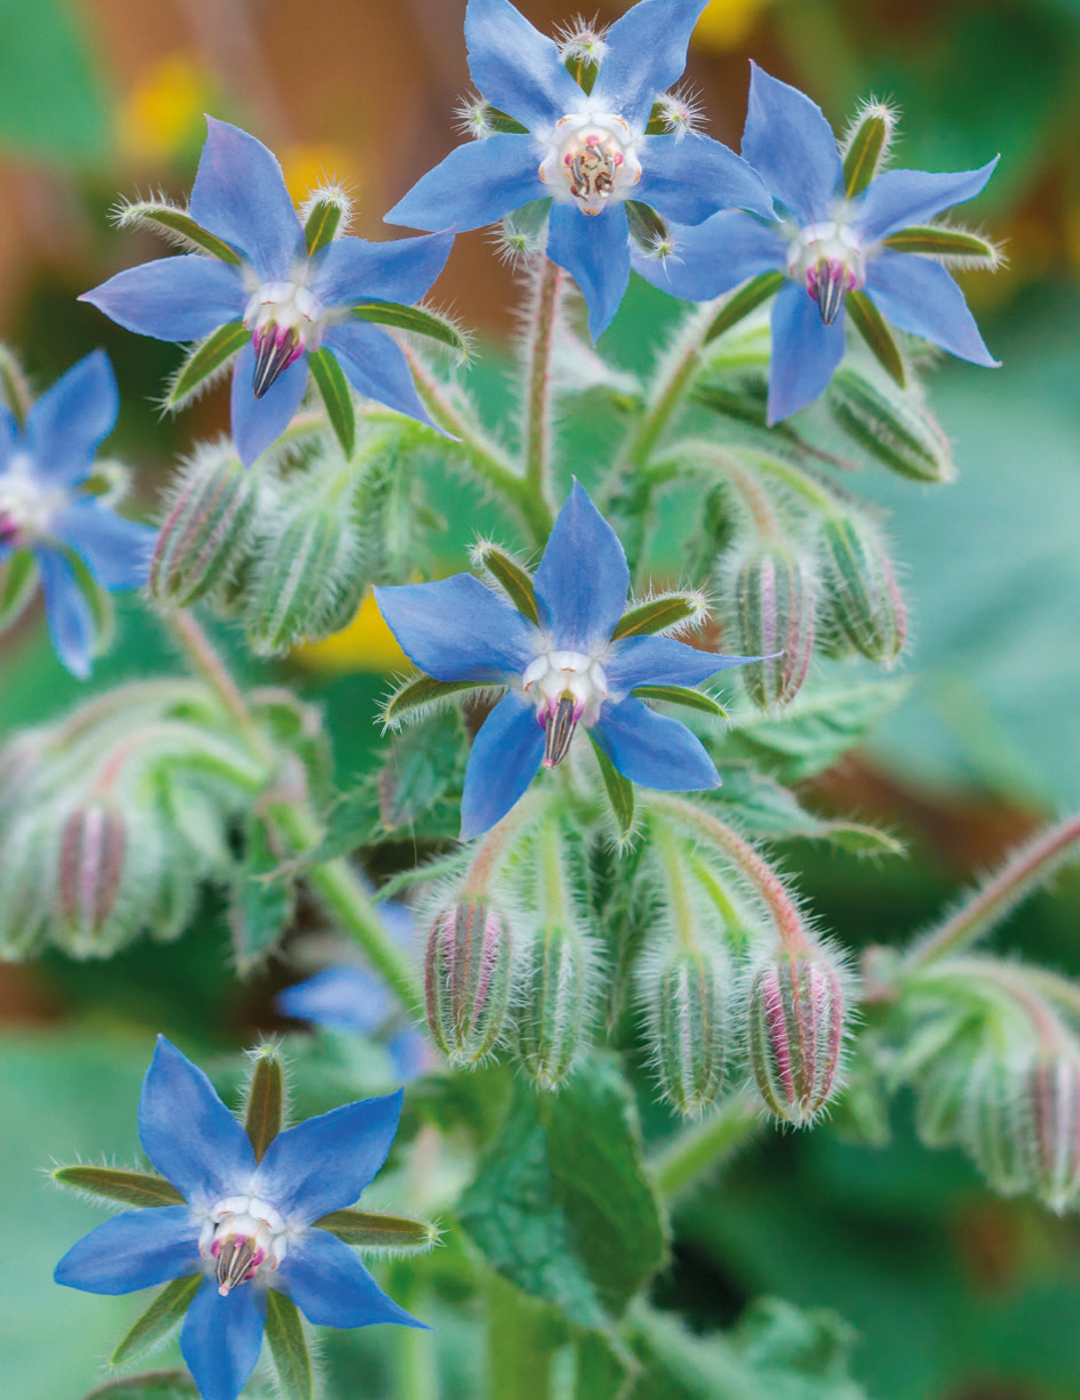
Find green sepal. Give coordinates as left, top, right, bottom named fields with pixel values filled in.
left=383, top=674, right=487, bottom=727
left=304, top=196, right=343, bottom=254
left=64, top=547, right=115, bottom=657
left=82, top=1370, right=199, bottom=1400
left=846, top=290, right=905, bottom=388
left=115, top=202, right=241, bottom=263
left=843, top=112, right=891, bottom=198
left=588, top=732, right=635, bottom=842
left=0, top=342, right=31, bottom=426
left=882, top=225, right=998, bottom=261
left=706, top=271, right=785, bottom=342
left=0, top=549, right=39, bottom=632
left=53, top=1165, right=184, bottom=1208
left=632, top=685, right=727, bottom=718
left=484, top=104, right=530, bottom=134
left=314, top=1208, right=437, bottom=1249
left=110, top=1276, right=202, bottom=1366
left=502, top=198, right=552, bottom=254
left=167, top=321, right=248, bottom=410
left=352, top=302, right=470, bottom=361
left=244, top=1046, right=284, bottom=1160
left=612, top=594, right=703, bottom=640
left=474, top=543, right=539, bottom=623
left=266, top=1291, right=314, bottom=1400
left=625, top=200, right=670, bottom=255
left=308, top=347, right=356, bottom=457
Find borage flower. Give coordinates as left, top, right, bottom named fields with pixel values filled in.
left=386, top=0, right=771, bottom=338
left=0, top=350, right=154, bottom=678
left=82, top=118, right=454, bottom=466
left=635, top=64, right=1000, bottom=421
left=55, top=1037, right=423, bottom=1400
left=375, top=482, right=757, bottom=840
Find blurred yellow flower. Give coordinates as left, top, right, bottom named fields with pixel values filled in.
left=294, top=590, right=410, bottom=674
left=281, top=144, right=358, bottom=205
left=694, top=0, right=773, bottom=51
left=120, top=53, right=208, bottom=162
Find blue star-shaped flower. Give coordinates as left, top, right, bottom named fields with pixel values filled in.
left=385, top=0, right=771, bottom=339
left=375, top=482, right=755, bottom=840
left=0, top=350, right=154, bottom=678
left=82, top=118, right=454, bottom=466
left=635, top=64, right=999, bottom=421
left=55, top=1036, right=423, bottom=1400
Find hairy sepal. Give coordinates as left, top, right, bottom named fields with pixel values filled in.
left=113, top=199, right=241, bottom=263
left=352, top=301, right=471, bottom=363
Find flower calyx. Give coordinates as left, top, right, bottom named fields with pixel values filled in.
left=540, top=113, right=642, bottom=216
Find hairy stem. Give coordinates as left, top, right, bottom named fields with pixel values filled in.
left=651, top=1091, right=761, bottom=1201
left=523, top=257, right=564, bottom=510
left=167, top=611, right=254, bottom=735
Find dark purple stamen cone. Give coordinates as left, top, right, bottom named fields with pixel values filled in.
left=747, top=950, right=846, bottom=1125
left=252, top=324, right=302, bottom=398
left=424, top=900, right=512, bottom=1066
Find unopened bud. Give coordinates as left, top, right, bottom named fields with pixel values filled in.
left=0, top=814, right=54, bottom=959
left=517, top=926, right=594, bottom=1090
left=820, top=511, right=906, bottom=663
left=425, top=900, right=512, bottom=1066
left=1026, top=1055, right=1080, bottom=1213
left=964, top=1059, right=1032, bottom=1197
left=747, top=949, right=847, bottom=1125
left=58, top=803, right=126, bottom=952
left=150, top=447, right=261, bottom=606
left=827, top=367, right=953, bottom=484
left=643, top=946, right=727, bottom=1117
left=727, top=545, right=817, bottom=709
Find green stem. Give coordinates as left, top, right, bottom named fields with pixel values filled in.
left=523, top=257, right=563, bottom=508
left=912, top=957, right=1072, bottom=1054
left=167, top=611, right=258, bottom=739
left=651, top=1092, right=761, bottom=1201
left=537, top=817, right=572, bottom=926
left=652, top=820, right=698, bottom=953
left=623, top=303, right=715, bottom=471
left=389, top=1265, right=438, bottom=1400
left=486, top=1273, right=555, bottom=1400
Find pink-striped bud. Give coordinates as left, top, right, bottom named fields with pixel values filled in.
left=58, top=803, right=126, bottom=954
left=1027, top=1055, right=1080, bottom=1213
left=425, top=900, right=512, bottom=1066
left=820, top=512, right=906, bottom=663
left=730, top=545, right=817, bottom=709
left=747, top=949, right=848, bottom=1125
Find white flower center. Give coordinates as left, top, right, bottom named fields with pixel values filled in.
left=538, top=113, right=642, bottom=216
left=0, top=452, right=69, bottom=545
left=198, top=1193, right=288, bottom=1295
left=522, top=648, right=609, bottom=767
left=786, top=219, right=866, bottom=324
left=242, top=277, right=327, bottom=397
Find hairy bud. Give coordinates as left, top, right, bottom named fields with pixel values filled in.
left=425, top=900, right=513, bottom=1066
left=516, top=925, right=594, bottom=1090
left=827, top=367, right=954, bottom=484
left=58, top=803, right=127, bottom=954
left=747, top=948, right=848, bottom=1125
left=727, top=544, right=817, bottom=709
left=1027, top=1054, right=1080, bottom=1213
left=150, top=447, right=261, bottom=607
left=964, top=1058, right=1032, bottom=1197
left=820, top=511, right=906, bottom=663
left=642, top=944, right=728, bottom=1117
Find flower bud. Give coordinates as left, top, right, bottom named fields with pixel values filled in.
left=642, top=945, right=728, bottom=1117
left=58, top=803, right=127, bottom=953
left=747, top=948, right=847, bottom=1125
left=424, top=900, right=513, bottom=1066
left=1026, top=1054, right=1080, bottom=1212
left=827, top=367, right=954, bottom=484
left=963, top=1058, right=1032, bottom=1197
left=0, top=813, right=54, bottom=959
left=150, top=447, right=261, bottom=606
left=726, top=544, right=817, bottom=709
left=819, top=511, right=906, bottom=663
left=516, top=925, right=594, bottom=1091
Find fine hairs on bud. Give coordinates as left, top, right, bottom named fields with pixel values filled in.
left=637, top=934, right=730, bottom=1118
left=719, top=537, right=820, bottom=710
left=840, top=96, right=900, bottom=167
left=299, top=179, right=355, bottom=237
left=424, top=899, right=514, bottom=1067
left=554, top=14, right=609, bottom=65
left=652, top=85, right=706, bottom=138
left=515, top=921, right=601, bottom=1091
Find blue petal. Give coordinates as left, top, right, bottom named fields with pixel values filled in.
left=591, top=0, right=711, bottom=131
left=632, top=210, right=783, bottom=301
left=387, top=1028, right=433, bottom=1081
left=865, top=253, right=999, bottom=366
left=855, top=158, right=999, bottom=242
left=767, top=280, right=846, bottom=422
left=547, top=202, right=630, bottom=340
left=460, top=689, right=544, bottom=841
left=138, top=1035, right=256, bottom=1207
left=321, top=321, right=439, bottom=432
left=312, top=230, right=453, bottom=309
left=51, top=503, right=155, bottom=590
left=607, top=634, right=758, bottom=692
left=374, top=573, right=537, bottom=682
left=276, top=967, right=393, bottom=1034
left=189, top=117, right=303, bottom=281
left=36, top=548, right=94, bottom=680
left=741, top=63, right=842, bottom=224
left=278, top=1227, right=427, bottom=1329
left=464, top=0, right=582, bottom=130
left=80, top=256, right=245, bottom=343
left=639, top=135, right=772, bottom=225
left=26, top=351, right=117, bottom=484
left=54, top=1206, right=200, bottom=1294
left=386, top=136, right=546, bottom=232
left=533, top=480, right=628, bottom=650
left=181, top=1276, right=266, bottom=1400
left=255, top=1090, right=403, bottom=1222
left=592, top=697, right=719, bottom=789
left=0, top=406, right=17, bottom=468
left=229, top=340, right=308, bottom=468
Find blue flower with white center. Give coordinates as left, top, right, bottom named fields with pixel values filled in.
left=55, top=1036, right=423, bottom=1400
left=0, top=350, right=154, bottom=678
left=634, top=63, right=1000, bottom=422
left=375, top=482, right=756, bottom=841
left=81, top=118, right=454, bottom=467
left=385, top=0, right=771, bottom=339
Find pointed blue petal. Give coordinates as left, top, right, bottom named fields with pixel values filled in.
left=312, top=230, right=453, bottom=309
left=533, top=480, right=628, bottom=650
left=320, top=321, right=439, bottom=432
left=0, top=406, right=17, bottom=467
left=279, top=1228, right=427, bottom=1329
left=592, top=697, right=719, bottom=789
left=460, top=689, right=545, bottom=841
left=607, top=634, right=758, bottom=692
left=139, top=1035, right=256, bottom=1207
left=632, top=210, right=783, bottom=301
left=855, top=158, right=999, bottom=242
left=742, top=63, right=842, bottom=224
left=80, top=257, right=245, bottom=343
left=639, top=135, right=772, bottom=225
left=465, top=0, right=581, bottom=130
left=276, top=967, right=393, bottom=1034
left=51, top=503, right=155, bottom=590
left=387, top=1028, right=434, bottom=1081
left=767, top=280, right=846, bottom=422
left=26, top=351, right=117, bottom=484
left=374, top=574, right=537, bottom=682
left=865, top=253, right=999, bottom=366
left=229, top=340, right=308, bottom=468
left=181, top=1276, right=266, bottom=1400
left=54, top=1206, right=200, bottom=1294
left=36, top=548, right=94, bottom=679
left=386, top=136, right=546, bottom=232
left=591, top=0, right=711, bottom=131
left=255, top=1090, right=402, bottom=1222
left=189, top=117, right=303, bottom=281
left=547, top=202, right=630, bottom=340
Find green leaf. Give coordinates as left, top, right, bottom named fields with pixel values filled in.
left=230, top=813, right=295, bottom=973
left=575, top=1329, right=633, bottom=1400
left=458, top=1053, right=667, bottom=1329
left=304, top=196, right=344, bottom=254
left=474, top=544, right=539, bottom=624
left=378, top=708, right=466, bottom=829
left=167, top=321, right=248, bottom=409
left=588, top=733, right=635, bottom=842
left=484, top=104, right=530, bottom=134
left=53, top=1165, right=184, bottom=1208
left=383, top=674, right=485, bottom=727
left=244, top=1047, right=284, bottom=1160
left=846, top=291, right=905, bottom=389
left=843, top=112, right=891, bottom=198
left=708, top=766, right=903, bottom=856
left=705, top=273, right=785, bottom=343
left=308, top=346, right=356, bottom=458
left=82, top=1372, right=199, bottom=1400
left=314, top=1209, right=436, bottom=1250
left=632, top=685, right=726, bottom=718
left=882, top=225, right=998, bottom=261
left=0, top=343, right=31, bottom=426
left=0, top=549, right=39, bottom=632
left=115, top=203, right=240, bottom=262
left=487, top=1274, right=566, bottom=1400
left=0, top=0, right=109, bottom=161
left=110, top=1276, right=201, bottom=1366
left=352, top=302, right=469, bottom=360
left=625, top=200, right=670, bottom=254
left=612, top=594, right=703, bottom=640
left=265, top=1291, right=314, bottom=1400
